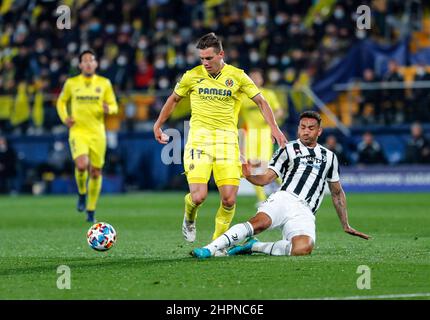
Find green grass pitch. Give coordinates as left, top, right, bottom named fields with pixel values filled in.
left=0, top=192, right=429, bottom=300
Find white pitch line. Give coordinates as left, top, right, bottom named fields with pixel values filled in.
left=292, top=293, right=430, bottom=300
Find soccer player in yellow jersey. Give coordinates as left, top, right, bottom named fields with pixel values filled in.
left=56, top=50, right=118, bottom=223
left=153, top=33, right=287, bottom=245
left=240, top=69, right=285, bottom=205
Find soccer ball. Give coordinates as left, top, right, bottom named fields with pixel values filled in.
left=87, top=222, right=117, bottom=251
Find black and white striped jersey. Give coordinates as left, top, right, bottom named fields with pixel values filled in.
left=268, top=139, right=340, bottom=214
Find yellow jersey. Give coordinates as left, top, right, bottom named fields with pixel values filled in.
left=56, top=74, right=118, bottom=137
left=174, top=64, right=260, bottom=133
left=240, top=87, right=281, bottom=129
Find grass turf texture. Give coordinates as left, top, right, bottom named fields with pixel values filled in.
left=0, top=192, right=429, bottom=300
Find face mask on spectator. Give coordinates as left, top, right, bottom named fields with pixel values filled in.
left=176, top=55, right=185, bottom=67
left=256, top=15, right=267, bottom=26
left=334, top=9, right=345, bottom=19
left=68, top=42, right=78, bottom=53
left=155, top=20, right=165, bottom=31
left=275, top=14, right=287, bottom=25
left=138, top=39, right=148, bottom=50
left=356, top=29, right=366, bottom=39
left=105, top=24, right=116, bottom=34
left=121, top=24, right=131, bottom=34
left=249, top=51, right=259, bottom=63
left=100, top=59, right=110, bottom=70
left=158, top=77, right=169, bottom=89
left=267, top=55, right=278, bottom=66
left=281, top=55, right=291, bottom=66
left=117, top=56, right=127, bottom=66
left=90, top=22, right=101, bottom=32
left=155, top=59, right=166, bottom=69
left=71, top=57, right=79, bottom=68
left=244, top=33, right=255, bottom=44
left=50, top=62, right=60, bottom=72
left=268, top=70, right=280, bottom=83
left=244, top=18, right=254, bottom=28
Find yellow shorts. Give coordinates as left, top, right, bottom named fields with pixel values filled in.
left=245, top=128, right=273, bottom=161
left=69, top=133, right=106, bottom=168
left=184, top=132, right=241, bottom=186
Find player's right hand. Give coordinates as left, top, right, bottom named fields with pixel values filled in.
left=154, top=126, right=169, bottom=144
left=344, top=225, right=371, bottom=240
left=241, top=161, right=251, bottom=178
left=65, top=117, right=75, bottom=128
left=272, top=126, right=288, bottom=148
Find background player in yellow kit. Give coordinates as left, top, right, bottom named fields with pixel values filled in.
left=240, top=69, right=285, bottom=206
left=153, top=33, right=287, bottom=245
left=57, top=50, right=118, bottom=222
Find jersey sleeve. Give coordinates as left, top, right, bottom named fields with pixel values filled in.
left=268, top=147, right=288, bottom=178
left=104, top=79, right=118, bottom=115
left=174, top=71, right=193, bottom=97
left=56, top=79, right=71, bottom=124
left=327, top=154, right=340, bottom=182
left=240, top=71, right=260, bottom=99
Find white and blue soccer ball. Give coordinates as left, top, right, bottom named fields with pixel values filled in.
left=87, top=222, right=117, bottom=251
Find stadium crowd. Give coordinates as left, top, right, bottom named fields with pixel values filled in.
left=1, top=0, right=421, bottom=133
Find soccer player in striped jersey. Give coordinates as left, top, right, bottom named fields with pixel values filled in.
left=57, top=50, right=118, bottom=222
left=154, top=33, right=287, bottom=243
left=192, top=111, right=370, bottom=259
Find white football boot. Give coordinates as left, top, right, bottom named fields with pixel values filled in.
left=182, top=216, right=196, bottom=242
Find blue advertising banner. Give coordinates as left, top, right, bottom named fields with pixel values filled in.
left=340, top=165, right=430, bottom=192
left=311, top=37, right=410, bottom=103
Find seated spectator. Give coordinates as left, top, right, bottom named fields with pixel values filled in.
left=357, top=68, right=381, bottom=124
left=323, top=134, right=349, bottom=166
left=357, top=132, right=388, bottom=165
left=404, top=122, right=430, bottom=164
left=411, top=65, right=430, bottom=123
left=381, top=60, right=404, bottom=124
left=0, top=136, right=18, bottom=193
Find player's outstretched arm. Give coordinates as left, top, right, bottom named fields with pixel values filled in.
left=328, top=181, right=371, bottom=240
left=242, top=162, right=278, bottom=186
left=153, top=92, right=182, bottom=144
left=251, top=94, right=287, bottom=148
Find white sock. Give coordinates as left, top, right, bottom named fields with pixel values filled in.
left=205, top=222, right=254, bottom=255
left=252, top=240, right=292, bottom=256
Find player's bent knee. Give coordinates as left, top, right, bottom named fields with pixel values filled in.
left=290, top=236, right=314, bottom=256
left=221, top=197, right=236, bottom=208
left=291, top=244, right=313, bottom=256
left=89, top=167, right=101, bottom=178
left=76, top=163, right=87, bottom=172
left=191, top=193, right=207, bottom=206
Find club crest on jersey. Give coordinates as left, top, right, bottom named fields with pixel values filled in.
left=225, top=79, right=234, bottom=87
left=189, top=164, right=195, bottom=171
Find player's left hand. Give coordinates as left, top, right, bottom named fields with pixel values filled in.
left=103, top=102, right=109, bottom=114
left=271, top=126, right=287, bottom=148
left=344, top=226, right=371, bottom=240
left=241, top=161, right=251, bottom=178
